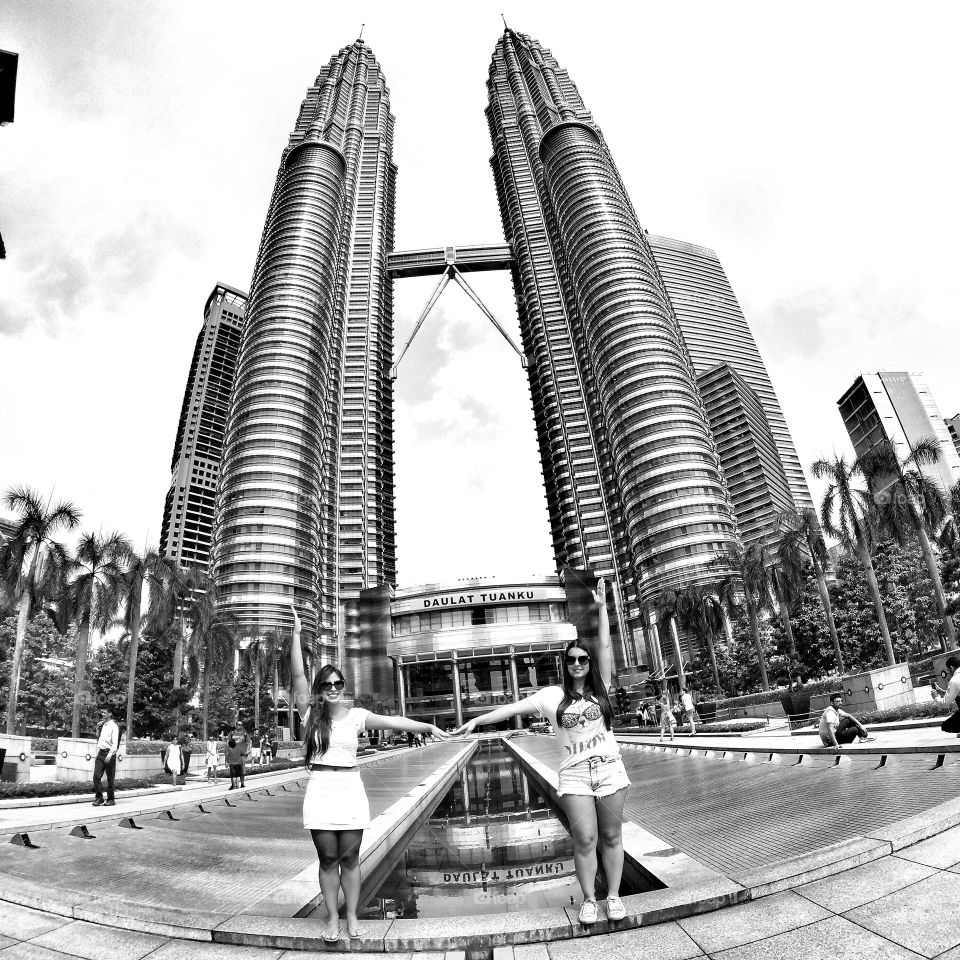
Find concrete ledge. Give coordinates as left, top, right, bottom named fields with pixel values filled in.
left=382, top=908, right=574, bottom=952
left=735, top=837, right=891, bottom=898
left=864, top=794, right=960, bottom=850
left=619, top=736, right=960, bottom=757
left=76, top=897, right=229, bottom=941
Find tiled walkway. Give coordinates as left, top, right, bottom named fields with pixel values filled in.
left=0, top=743, right=466, bottom=917
left=516, top=735, right=960, bottom=878
left=1, top=830, right=959, bottom=959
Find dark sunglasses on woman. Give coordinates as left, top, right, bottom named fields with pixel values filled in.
left=319, top=680, right=345, bottom=691
left=565, top=655, right=590, bottom=666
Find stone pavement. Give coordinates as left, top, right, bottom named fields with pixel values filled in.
left=1, top=825, right=958, bottom=958
left=2, top=729, right=959, bottom=958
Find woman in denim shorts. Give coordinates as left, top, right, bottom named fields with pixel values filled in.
left=454, top=579, right=630, bottom=926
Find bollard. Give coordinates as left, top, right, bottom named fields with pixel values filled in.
left=118, top=817, right=142, bottom=830
left=69, top=825, right=95, bottom=840
left=10, top=832, right=38, bottom=848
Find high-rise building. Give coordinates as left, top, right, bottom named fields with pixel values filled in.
left=838, top=372, right=960, bottom=496
left=696, top=363, right=795, bottom=545
left=486, top=30, right=739, bottom=668
left=160, top=284, right=247, bottom=570
left=945, top=414, right=960, bottom=460
left=648, top=235, right=814, bottom=516
left=211, top=40, right=397, bottom=658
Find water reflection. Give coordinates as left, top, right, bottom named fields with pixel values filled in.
left=360, top=738, right=642, bottom=919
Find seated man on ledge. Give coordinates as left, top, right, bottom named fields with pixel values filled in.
left=820, top=693, right=876, bottom=751
left=931, top=654, right=960, bottom=737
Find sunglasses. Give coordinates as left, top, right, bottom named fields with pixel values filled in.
left=565, top=655, right=590, bottom=666
left=320, top=680, right=345, bottom=691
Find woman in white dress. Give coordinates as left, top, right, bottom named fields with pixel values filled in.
left=289, top=606, right=448, bottom=942
left=453, top=580, right=630, bottom=926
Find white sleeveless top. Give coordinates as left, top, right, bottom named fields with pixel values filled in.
left=306, top=706, right=370, bottom=767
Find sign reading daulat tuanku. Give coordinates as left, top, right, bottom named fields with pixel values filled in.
left=420, top=588, right=552, bottom=608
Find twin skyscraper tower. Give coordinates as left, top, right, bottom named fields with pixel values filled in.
left=204, top=30, right=812, bottom=672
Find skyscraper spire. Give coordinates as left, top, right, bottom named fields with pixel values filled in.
left=486, top=31, right=739, bottom=669
left=212, top=42, right=397, bottom=656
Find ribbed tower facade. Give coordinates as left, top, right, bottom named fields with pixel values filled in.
left=486, top=30, right=739, bottom=664
left=649, top=235, right=814, bottom=515
left=160, top=283, right=247, bottom=571
left=212, top=40, right=396, bottom=656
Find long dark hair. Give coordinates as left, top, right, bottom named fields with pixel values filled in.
left=303, top=664, right=347, bottom=766
left=556, top=640, right=614, bottom=730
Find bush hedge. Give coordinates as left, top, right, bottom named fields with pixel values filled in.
left=0, top=775, right=164, bottom=800
left=615, top=719, right=766, bottom=734
left=859, top=700, right=952, bottom=725
left=30, top=739, right=58, bottom=752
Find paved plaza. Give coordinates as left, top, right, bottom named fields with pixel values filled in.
left=1, top=729, right=959, bottom=958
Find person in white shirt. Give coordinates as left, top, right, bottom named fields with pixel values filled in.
left=92, top=705, right=121, bottom=806
left=819, top=694, right=875, bottom=750
left=680, top=688, right=697, bottom=735
left=289, top=605, right=448, bottom=944
left=658, top=691, right=677, bottom=742
left=931, top=655, right=960, bottom=736
left=453, top=579, right=630, bottom=928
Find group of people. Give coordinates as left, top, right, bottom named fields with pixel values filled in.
left=634, top=688, right=698, bottom=741
left=287, top=579, right=630, bottom=942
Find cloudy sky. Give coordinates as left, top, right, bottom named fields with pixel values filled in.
left=2, top=1, right=959, bottom=588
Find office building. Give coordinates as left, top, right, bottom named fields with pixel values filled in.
left=388, top=577, right=575, bottom=729
left=838, top=372, right=960, bottom=496
left=649, top=235, right=814, bottom=516
left=486, top=30, right=738, bottom=669
left=211, top=40, right=397, bottom=660
left=160, top=284, right=247, bottom=570
left=946, top=414, right=960, bottom=460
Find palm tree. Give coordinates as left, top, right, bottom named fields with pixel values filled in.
left=677, top=584, right=723, bottom=694
left=778, top=508, right=845, bottom=675
left=859, top=437, right=955, bottom=650
left=185, top=582, right=238, bottom=740
left=241, top=633, right=271, bottom=731
left=147, top=559, right=204, bottom=689
left=813, top=452, right=896, bottom=665
left=0, top=487, right=80, bottom=734
left=654, top=587, right=686, bottom=691
left=938, top=480, right=960, bottom=548
left=768, top=539, right=803, bottom=687
left=64, top=532, right=132, bottom=737
left=711, top=546, right=771, bottom=691
left=118, top=545, right=163, bottom=740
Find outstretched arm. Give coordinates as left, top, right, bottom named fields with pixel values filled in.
left=288, top=606, right=311, bottom=720
left=453, top=693, right=540, bottom=736
left=365, top=714, right=448, bottom=740
left=592, top=577, right=613, bottom=691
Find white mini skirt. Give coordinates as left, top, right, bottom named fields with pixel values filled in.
left=302, top=767, right=370, bottom=831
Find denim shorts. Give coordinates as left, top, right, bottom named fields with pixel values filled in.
left=557, top=755, right=630, bottom=798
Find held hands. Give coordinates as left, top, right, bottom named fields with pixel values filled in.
left=427, top=725, right=450, bottom=740
left=452, top=719, right=478, bottom=737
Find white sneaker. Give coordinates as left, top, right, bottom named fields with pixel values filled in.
left=606, top=896, right=626, bottom=920
left=578, top=899, right=598, bottom=924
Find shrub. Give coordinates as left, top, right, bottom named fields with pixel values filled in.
left=30, top=739, right=57, bottom=752
left=0, top=775, right=163, bottom=800
left=615, top=720, right=766, bottom=734
left=859, top=700, right=952, bottom=725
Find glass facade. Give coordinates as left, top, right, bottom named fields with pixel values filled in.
left=211, top=41, right=397, bottom=657
left=390, top=578, right=574, bottom=728
left=486, top=31, right=739, bottom=667
left=161, top=284, right=247, bottom=571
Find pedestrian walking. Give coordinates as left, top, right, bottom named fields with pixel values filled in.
left=163, top=733, right=188, bottom=787
left=205, top=736, right=219, bottom=782
left=232, top=724, right=250, bottom=784
left=453, top=579, right=630, bottom=927
left=260, top=729, right=273, bottom=764
left=658, top=691, right=676, bottom=742
left=635, top=703, right=646, bottom=729
left=289, top=605, right=448, bottom=943
left=932, top=655, right=960, bottom=736
left=92, top=702, right=122, bottom=806
left=680, top=687, right=697, bottom=735
left=819, top=694, right=876, bottom=750
left=224, top=735, right=245, bottom=789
